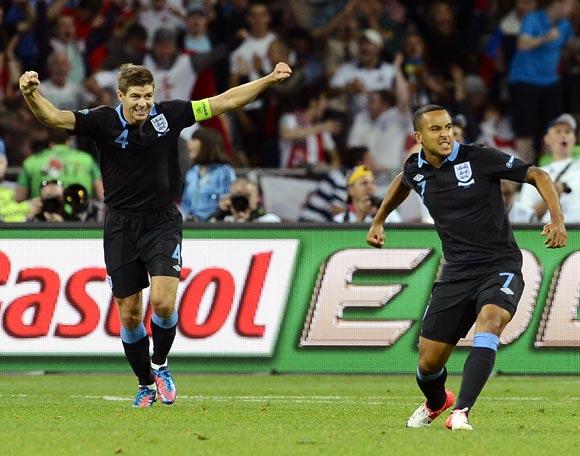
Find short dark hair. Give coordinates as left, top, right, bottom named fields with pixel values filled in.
left=412, top=104, right=448, bottom=131
left=117, top=64, right=154, bottom=94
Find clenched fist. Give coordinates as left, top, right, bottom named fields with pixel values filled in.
left=19, top=71, right=40, bottom=96
left=270, top=62, right=292, bottom=82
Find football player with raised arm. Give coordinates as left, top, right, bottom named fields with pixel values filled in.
left=367, top=104, right=567, bottom=430
left=19, top=62, right=291, bottom=408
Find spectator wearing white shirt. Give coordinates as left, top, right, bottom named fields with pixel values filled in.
left=229, top=2, right=277, bottom=165
left=278, top=87, right=340, bottom=168
left=347, top=53, right=412, bottom=175
left=50, top=15, right=86, bottom=85
left=329, top=28, right=395, bottom=115
left=143, top=28, right=197, bottom=101
left=518, top=114, right=580, bottom=222
left=334, top=165, right=401, bottom=223
left=41, top=52, right=85, bottom=111
left=138, top=0, right=185, bottom=48
left=501, top=180, right=537, bottom=223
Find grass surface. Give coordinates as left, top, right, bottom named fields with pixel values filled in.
left=0, top=374, right=578, bottom=456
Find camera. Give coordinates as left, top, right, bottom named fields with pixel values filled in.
left=42, top=197, right=63, bottom=214
left=230, top=194, right=250, bottom=212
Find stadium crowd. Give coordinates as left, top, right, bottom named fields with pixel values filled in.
left=1, top=0, right=579, bottom=223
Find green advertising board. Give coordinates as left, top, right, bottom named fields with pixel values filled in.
left=0, top=225, right=579, bottom=374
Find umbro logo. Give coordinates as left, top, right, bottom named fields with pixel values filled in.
left=506, top=156, right=515, bottom=168
left=173, top=264, right=181, bottom=272
left=500, top=287, right=514, bottom=295
left=413, top=174, right=424, bottom=182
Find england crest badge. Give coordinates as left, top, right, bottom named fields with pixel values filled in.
left=454, top=161, right=475, bottom=187
left=151, top=113, right=169, bottom=133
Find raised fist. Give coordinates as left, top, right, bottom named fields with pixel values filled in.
left=271, top=62, right=292, bottom=82
left=19, top=71, right=40, bottom=96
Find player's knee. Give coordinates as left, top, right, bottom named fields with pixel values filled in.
left=121, top=312, right=142, bottom=329
left=477, top=308, right=510, bottom=334
left=418, top=356, right=444, bottom=374
left=150, top=297, right=175, bottom=318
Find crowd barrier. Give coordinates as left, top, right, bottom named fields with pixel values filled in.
left=1, top=224, right=578, bottom=374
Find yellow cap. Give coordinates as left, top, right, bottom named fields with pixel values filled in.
left=348, top=165, right=374, bottom=186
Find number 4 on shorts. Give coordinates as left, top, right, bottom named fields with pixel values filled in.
left=499, top=272, right=514, bottom=295
left=172, top=244, right=181, bottom=263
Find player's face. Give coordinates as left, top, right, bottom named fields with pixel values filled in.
left=118, top=85, right=155, bottom=124
left=415, top=110, right=455, bottom=159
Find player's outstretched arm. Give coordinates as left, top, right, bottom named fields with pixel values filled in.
left=367, top=173, right=410, bottom=248
left=19, top=71, right=76, bottom=130
left=206, top=62, right=292, bottom=117
left=524, top=166, right=567, bottom=249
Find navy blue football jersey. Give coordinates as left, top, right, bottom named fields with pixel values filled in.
left=72, top=100, right=196, bottom=212
left=401, top=141, right=531, bottom=280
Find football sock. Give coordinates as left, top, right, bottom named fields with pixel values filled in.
left=416, top=366, right=447, bottom=410
left=455, top=332, right=499, bottom=411
left=121, top=324, right=154, bottom=385
left=151, top=312, right=178, bottom=366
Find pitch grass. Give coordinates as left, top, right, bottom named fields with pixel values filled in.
left=0, top=375, right=578, bottom=456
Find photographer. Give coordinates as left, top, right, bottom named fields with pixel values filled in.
left=211, top=177, right=281, bottom=223
left=32, top=179, right=65, bottom=222
left=334, top=165, right=401, bottom=223
left=518, top=114, right=580, bottom=222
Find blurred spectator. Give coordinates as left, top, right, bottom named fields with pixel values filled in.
left=508, top=0, right=575, bottom=163
left=333, top=164, right=401, bottom=223
left=2, top=0, right=38, bottom=68
left=410, top=1, right=471, bottom=78
left=138, top=0, right=185, bottom=48
left=323, top=15, right=359, bottom=80
left=32, top=178, right=66, bottom=222
left=501, top=180, right=537, bottom=223
left=142, top=28, right=197, bottom=101
left=498, top=0, right=539, bottom=67
left=562, top=34, right=580, bottom=115
left=401, top=31, right=448, bottom=108
left=453, top=72, right=489, bottom=142
left=211, top=177, right=281, bottom=222
left=358, top=0, right=407, bottom=55
left=476, top=102, right=517, bottom=155
left=50, top=14, right=86, bottom=85
left=299, top=146, right=371, bottom=222
left=0, top=92, right=49, bottom=165
left=180, top=126, right=236, bottom=221
left=41, top=51, right=85, bottom=111
left=452, top=114, right=467, bottom=143
left=15, top=128, right=103, bottom=201
left=183, top=2, right=212, bottom=53
left=0, top=148, right=36, bottom=222
left=287, top=0, right=354, bottom=39
left=329, top=28, right=395, bottom=115
left=0, top=14, right=23, bottom=99
left=518, top=113, right=580, bottom=222
left=102, top=22, right=148, bottom=70
left=347, top=53, right=412, bottom=176
left=285, top=27, right=324, bottom=85
left=229, top=2, right=277, bottom=165
left=278, top=86, right=340, bottom=168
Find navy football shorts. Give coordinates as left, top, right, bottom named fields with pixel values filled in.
left=103, top=204, right=183, bottom=298
left=421, top=268, right=525, bottom=345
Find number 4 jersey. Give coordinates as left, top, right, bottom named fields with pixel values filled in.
left=71, top=100, right=196, bottom=213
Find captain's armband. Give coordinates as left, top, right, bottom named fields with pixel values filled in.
left=192, top=99, right=213, bottom=121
